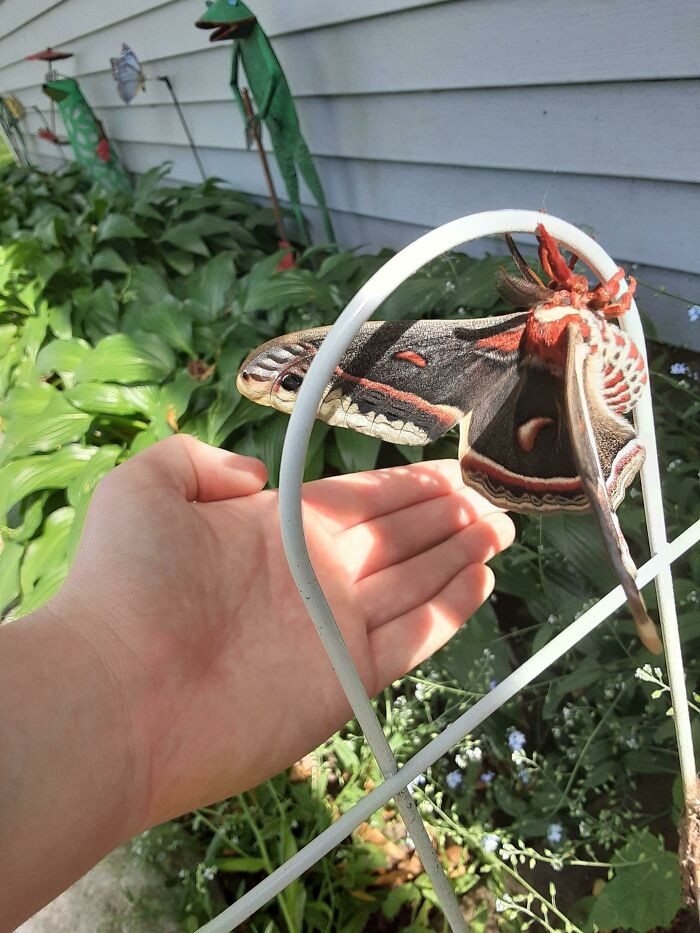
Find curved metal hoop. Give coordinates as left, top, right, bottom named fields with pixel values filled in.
left=200, top=210, right=698, bottom=932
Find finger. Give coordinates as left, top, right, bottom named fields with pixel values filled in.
left=302, top=459, right=467, bottom=533
left=369, top=564, right=495, bottom=686
left=338, top=484, right=501, bottom=581
left=115, top=435, right=268, bottom=502
left=359, top=512, right=514, bottom=630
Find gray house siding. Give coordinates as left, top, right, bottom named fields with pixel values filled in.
left=1, top=0, right=698, bottom=347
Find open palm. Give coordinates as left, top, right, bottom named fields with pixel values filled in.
left=58, top=435, right=514, bottom=829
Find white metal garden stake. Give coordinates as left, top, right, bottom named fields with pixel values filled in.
left=199, top=211, right=698, bottom=932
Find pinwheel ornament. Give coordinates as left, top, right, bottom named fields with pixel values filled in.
left=109, top=43, right=206, bottom=181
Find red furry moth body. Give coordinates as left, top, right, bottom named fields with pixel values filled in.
left=237, top=225, right=662, bottom=654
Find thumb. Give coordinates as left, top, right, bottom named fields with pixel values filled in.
left=121, top=434, right=268, bottom=502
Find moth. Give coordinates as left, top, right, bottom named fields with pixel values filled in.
left=237, top=225, right=662, bottom=654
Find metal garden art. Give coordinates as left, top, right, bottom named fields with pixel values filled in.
left=196, top=0, right=335, bottom=245
left=24, top=48, right=72, bottom=155
left=42, top=79, right=130, bottom=193
left=239, top=224, right=662, bottom=655
left=209, top=211, right=700, bottom=933
left=110, top=43, right=207, bottom=182
left=26, top=47, right=129, bottom=192
left=0, top=96, right=30, bottom=165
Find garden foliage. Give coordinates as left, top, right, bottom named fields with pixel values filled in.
left=1, top=162, right=698, bottom=931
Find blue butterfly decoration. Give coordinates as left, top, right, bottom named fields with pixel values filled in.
left=110, top=44, right=146, bottom=105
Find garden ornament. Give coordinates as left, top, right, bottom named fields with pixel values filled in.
left=110, top=44, right=207, bottom=182
left=42, top=78, right=130, bottom=193
left=196, top=0, right=335, bottom=245
left=25, top=47, right=74, bottom=143
left=238, top=224, right=662, bottom=655
left=0, top=95, right=30, bottom=165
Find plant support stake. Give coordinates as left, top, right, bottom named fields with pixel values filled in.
left=157, top=76, right=206, bottom=182
left=198, top=211, right=698, bottom=932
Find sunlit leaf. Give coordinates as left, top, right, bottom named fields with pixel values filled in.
left=75, top=333, right=175, bottom=384
left=0, top=445, right=97, bottom=521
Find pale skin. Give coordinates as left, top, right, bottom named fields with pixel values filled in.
left=0, top=434, right=514, bottom=928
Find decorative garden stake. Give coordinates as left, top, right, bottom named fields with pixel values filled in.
left=110, top=44, right=207, bottom=182
left=198, top=211, right=698, bottom=933
left=41, top=78, right=130, bottom=192
left=0, top=96, right=30, bottom=165
left=196, top=0, right=335, bottom=244
left=25, top=48, right=74, bottom=136
left=239, top=223, right=662, bottom=654
left=241, top=87, right=295, bottom=269
left=32, top=106, right=68, bottom=162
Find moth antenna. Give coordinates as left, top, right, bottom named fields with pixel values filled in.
left=495, top=267, right=555, bottom=308
left=504, top=233, right=548, bottom=289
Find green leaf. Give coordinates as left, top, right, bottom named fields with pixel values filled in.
left=242, top=268, right=336, bottom=314
left=185, top=253, right=236, bottom=320
left=377, top=276, right=442, bottom=321
left=97, top=213, right=147, bottom=241
left=243, top=412, right=288, bottom=488
left=65, top=445, right=122, bottom=564
left=75, top=333, right=176, bottom=385
left=382, top=884, right=420, bottom=919
left=586, top=830, right=682, bottom=932
left=36, top=338, right=91, bottom=379
left=92, top=247, right=130, bottom=274
left=0, top=382, right=54, bottom=418
left=0, top=540, right=23, bottom=617
left=0, top=404, right=93, bottom=464
left=0, top=445, right=97, bottom=522
left=334, top=429, right=381, bottom=473
left=214, top=857, right=266, bottom=873
left=11, top=563, right=67, bottom=619
left=65, top=383, right=157, bottom=417
left=20, top=506, right=74, bottom=595
left=127, top=264, right=172, bottom=306
left=162, top=249, right=195, bottom=276
left=160, top=216, right=233, bottom=256
left=3, top=493, right=50, bottom=543
left=128, top=298, right=195, bottom=357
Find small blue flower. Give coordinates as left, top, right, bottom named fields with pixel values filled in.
left=547, top=822, right=563, bottom=845
left=670, top=362, right=690, bottom=376
left=688, top=305, right=700, bottom=323
left=446, top=770, right=463, bottom=790
left=488, top=679, right=498, bottom=690
left=481, top=833, right=500, bottom=853
left=407, top=774, right=426, bottom=793
left=508, top=729, right=526, bottom=752
left=480, top=771, right=495, bottom=784
left=518, top=768, right=530, bottom=785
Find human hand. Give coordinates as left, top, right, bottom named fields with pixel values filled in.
left=56, top=435, right=514, bottom=829
left=1, top=435, right=514, bottom=925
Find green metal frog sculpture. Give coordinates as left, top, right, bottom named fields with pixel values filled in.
left=196, top=0, right=335, bottom=244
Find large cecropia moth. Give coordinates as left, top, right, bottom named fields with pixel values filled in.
left=237, top=225, right=662, bottom=654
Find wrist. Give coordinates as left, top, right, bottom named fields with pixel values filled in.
left=0, top=596, right=148, bottom=925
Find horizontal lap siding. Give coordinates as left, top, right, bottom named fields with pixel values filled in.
left=1, top=0, right=698, bottom=347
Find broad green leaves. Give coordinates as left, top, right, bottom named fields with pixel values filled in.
left=97, top=213, right=147, bottom=241
left=0, top=445, right=98, bottom=521
left=75, top=333, right=176, bottom=384
left=586, top=830, right=682, bottom=931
